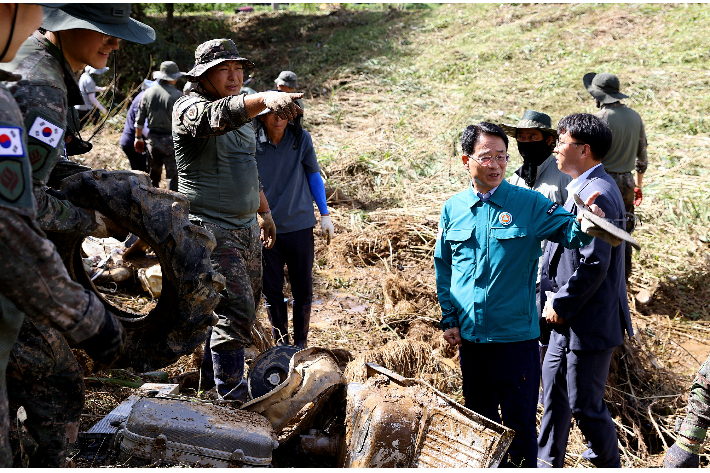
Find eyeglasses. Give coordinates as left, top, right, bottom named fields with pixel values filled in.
left=102, top=35, right=122, bottom=45
left=468, top=154, right=510, bottom=166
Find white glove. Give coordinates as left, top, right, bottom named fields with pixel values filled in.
left=320, top=215, right=334, bottom=244
left=262, top=91, right=304, bottom=121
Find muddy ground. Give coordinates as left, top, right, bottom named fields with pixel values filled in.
left=60, top=4, right=710, bottom=468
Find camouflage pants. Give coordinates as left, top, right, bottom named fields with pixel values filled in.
left=204, top=221, right=262, bottom=351
left=6, top=320, right=83, bottom=468
left=146, top=132, right=177, bottom=192
left=609, top=171, right=635, bottom=280
left=679, top=352, right=710, bottom=443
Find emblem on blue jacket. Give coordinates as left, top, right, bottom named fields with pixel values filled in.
left=499, top=212, right=512, bottom=225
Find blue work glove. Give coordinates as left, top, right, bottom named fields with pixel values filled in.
left=663, top=439, right=700, bottom=468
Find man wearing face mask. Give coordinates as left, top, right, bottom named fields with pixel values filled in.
left=502, top=111, right=572, bottom=355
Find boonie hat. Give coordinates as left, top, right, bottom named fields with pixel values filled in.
left=186, top=38, right=255, bottom=81
left=583, top=72, right=629, bottom=104
left=153, top=61, right=185, bottom=81
left=41, top=4, right=155, bottom=45
left=499, top=110, right=558, bottom=139
left=274, top=70, right=298, bottom=89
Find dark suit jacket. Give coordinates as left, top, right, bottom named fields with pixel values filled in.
left=539, top=165, right=633, bottom=351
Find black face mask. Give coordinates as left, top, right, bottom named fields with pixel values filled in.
left=516, top=139, right=554, bottom=188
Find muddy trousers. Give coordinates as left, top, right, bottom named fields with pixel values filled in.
left=146, top=132, right=177, bottom=192
left=262, top=228, right=314, bottom=348
left=537, top=342, right=620, bottom=468
left=6, top=320, right=84, bottom=468
left=459, top=338, right=540, bottom=468
left=200, top=222, right=262, bottom=400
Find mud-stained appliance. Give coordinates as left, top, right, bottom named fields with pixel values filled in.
left=116, top=397, right=278, bottom=467
left=340, top=363, right=515, bottom=468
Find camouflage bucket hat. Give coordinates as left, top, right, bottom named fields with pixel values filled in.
left=185, top=38, right=255, bottom=81
left=153, top=61, right=185, bottom=81
left=41, top=3, right=155, bottom=44
left=583, top=72, right=629, bottom=104
left=274, top=70, right=298, bottom=88
left=499, top=110, right=558, bottom=139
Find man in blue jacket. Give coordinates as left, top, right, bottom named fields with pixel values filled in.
left=434, top=122, right=604, bottom=468
left=537, top=113, right=633, bottom=468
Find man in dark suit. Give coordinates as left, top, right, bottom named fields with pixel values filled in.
left=537, top=113, right=633, bottom=468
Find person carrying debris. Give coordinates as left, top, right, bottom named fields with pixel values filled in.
left=537, top=114, right=633, bottom=468
left=75, top=65, right=108, bottom=126
left=1, top=3, right=154, bottom=467
left=584, top=72, right=647, bottom=281
left=502, top=110, right=571, bottom=355
left=173, top=38, right=302, bottom=402
left=663, top=353, right=710, bottom=468
left=0, top=3, right=151, bottom=467
left=119, top=79, right=154, bottom=173
left=254, top=99, right=334, bottom=349
left=134, top=61, right=185, bottom=192
left=434, top=122, right=606, bottom=468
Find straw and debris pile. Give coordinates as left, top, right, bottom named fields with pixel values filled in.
left=328, top=217, right=437, bottom=268
left=343, top=339, right=461, bottom=396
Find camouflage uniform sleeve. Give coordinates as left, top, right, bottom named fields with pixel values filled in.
left=33, top=185, right=98, bottom=235
left=678, top=354, right=710, bottom=442
left=636, top=117, right=648, bottom=174
left=0, top=207, right=105, bottom=343
left=173, top=93, right=251, bottom=139
left=11, top=80, right=99, bottom=235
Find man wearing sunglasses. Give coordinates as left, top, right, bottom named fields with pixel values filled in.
left=435, top=122, right=605, bottom=468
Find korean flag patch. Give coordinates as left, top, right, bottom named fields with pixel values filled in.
left=28, top=116, right=64, bottom=149
left=0, top=127, right=24, bottom=157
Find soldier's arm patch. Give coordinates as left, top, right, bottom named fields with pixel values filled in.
left=28, top=144, right=50, bottom=172
left=28, top=115, right=64, bottom=149
left=0, top=127, right=24, bottom=157
left=547, top=202, right=559, bottom=215
left=0, top=158, right=25, bottom=203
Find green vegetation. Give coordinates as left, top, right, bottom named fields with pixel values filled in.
left=106, top=3, right=710, bottom=300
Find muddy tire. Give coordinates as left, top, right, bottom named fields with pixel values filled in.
left=48, top=170, right=225, bottom=371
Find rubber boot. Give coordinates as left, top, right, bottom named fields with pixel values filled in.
left=266, top=300, right=290, bottom=346
left=199, top=327, right=215, bottom=391
left=293, top=303, right=311, bottom=349
left=212, top=348, right=248, bottom=402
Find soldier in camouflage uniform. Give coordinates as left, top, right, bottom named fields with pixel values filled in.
left=584, top=73, right=648, bottom=281
left=173, top=39, right=302, bottom=402
left=1, top=4, right=154, bottom=467
left=0, top=3, right=128, bottom=468
left=664, top=352, right=710, bottom=468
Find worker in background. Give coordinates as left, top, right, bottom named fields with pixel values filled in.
left=254, top=100, right=334, bottom=349
left=134, top=60, right=184, bottom=191
left=584, top=72, right=647, bottom=281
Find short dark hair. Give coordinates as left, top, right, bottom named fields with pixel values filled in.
left=557, top=113, right=613, bottom=161
left=461, top=122, right=509, bottom=156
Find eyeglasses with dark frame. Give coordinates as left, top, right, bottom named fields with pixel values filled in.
left=467, top=154, right=510, bottom=166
